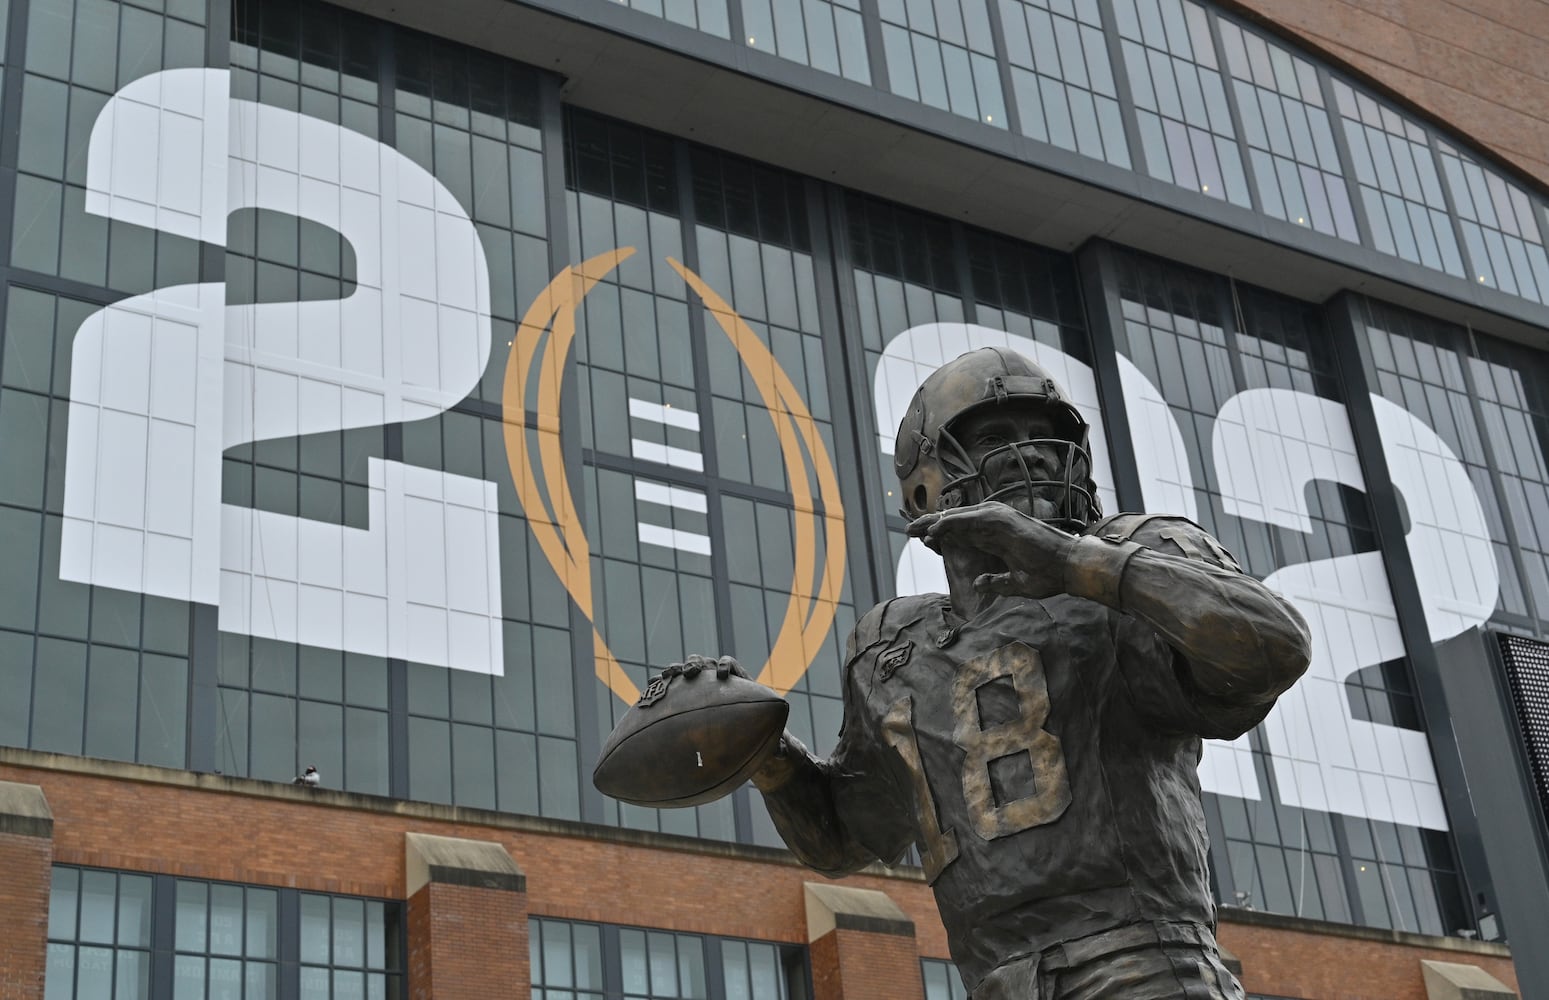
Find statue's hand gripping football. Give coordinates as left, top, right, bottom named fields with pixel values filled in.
left=591, top=654, right=790, bottom=808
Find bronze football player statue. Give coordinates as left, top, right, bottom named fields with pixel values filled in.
left=637, top=348, right=1312, bottom=999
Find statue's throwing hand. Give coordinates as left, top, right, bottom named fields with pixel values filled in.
left=907, top=501, right=1078, bottom=599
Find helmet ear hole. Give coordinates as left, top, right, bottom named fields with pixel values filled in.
left=912, top=485, right=928, bottom=513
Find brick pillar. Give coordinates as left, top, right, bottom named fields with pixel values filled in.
left=404, top=832, right=527, bottom=1000
left=0, top=782, right=54, bottom=1000
left=804, top=882, right=924, bottom=1000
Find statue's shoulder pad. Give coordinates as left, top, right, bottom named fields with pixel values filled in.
left=848, top=594, right=940, bottom=664
left=1085, top=512, right=1242, bottom=571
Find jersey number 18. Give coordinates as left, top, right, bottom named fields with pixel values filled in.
left=882, top=642, right=1072, bottom=882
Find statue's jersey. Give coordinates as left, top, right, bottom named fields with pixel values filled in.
left=826, top=520, right=1274, bottom=990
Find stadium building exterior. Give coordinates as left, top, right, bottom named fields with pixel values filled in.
left=3, top=0, right=1549, bottom=997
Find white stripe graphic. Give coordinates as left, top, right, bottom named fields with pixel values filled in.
left=628, top=397, right=700, bottom=431
left=637, top=522, right=713, bottom=555
left=633, top=480, right=709, bottom=513
left=629, top=439, right=705, bottom=471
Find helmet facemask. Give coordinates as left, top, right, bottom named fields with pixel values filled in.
left=930, top=402, right=1101, bottom=533
left=893, top=347, right=1104, bottom=531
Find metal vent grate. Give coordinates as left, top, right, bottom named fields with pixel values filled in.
left=1497, top=634, right=1549, bottom=823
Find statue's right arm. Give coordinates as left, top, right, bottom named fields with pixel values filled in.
left=737, top=604, right=917, bottom=878
left=749, top=731, right=885, bottom=878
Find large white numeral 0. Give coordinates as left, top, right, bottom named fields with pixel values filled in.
left=62, top=68, right=505, bottom=674
left=1213, top=389, right=1496, bottom=829
left=874, top=323, right=1118, bottom=597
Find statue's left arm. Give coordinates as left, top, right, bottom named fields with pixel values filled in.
left=911, top=505, right=1312, bottom=736
left=1062, top=520, right=1312, bottom=712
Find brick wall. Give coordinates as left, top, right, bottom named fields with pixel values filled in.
left=1220, top=916, right=1521, bottom=999
left=1231, top=0, right=1549, bottom=190
left=0, top=759, right=949, bottom=953
left=0, top=832, right=52, bottom=1000
left=0, top=757, right=1523, bottom=1000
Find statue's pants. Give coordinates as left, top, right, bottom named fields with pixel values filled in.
left=971, top=921, right=1245, bottom=1000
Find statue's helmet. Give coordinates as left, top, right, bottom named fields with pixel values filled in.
left=893, top=347, right=1101, bottom=531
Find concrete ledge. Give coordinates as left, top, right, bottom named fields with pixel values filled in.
left=805, top=882, right=914, bottom=941
left=1218, top=906, right=1512, bottom=959
left=1420, top=960, right=1517, bottom=999
left=405, top=832, right=526, bottom=896
left=0, top=747, right=907, bottom=880
left=0, top=780, right=53, bottom=838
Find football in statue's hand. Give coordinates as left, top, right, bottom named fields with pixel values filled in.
left=592, top=667, right=789, bottom=808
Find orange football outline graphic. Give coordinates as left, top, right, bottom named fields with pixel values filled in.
left=503, top=248, right=846, bottom=703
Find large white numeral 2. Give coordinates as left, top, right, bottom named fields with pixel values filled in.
left=61, top=68, right=504, bottom=674
left=1213, top=390, right=1495, bottom=829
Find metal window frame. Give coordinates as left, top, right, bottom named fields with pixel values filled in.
left=44, top=865, right=407, bottom=1000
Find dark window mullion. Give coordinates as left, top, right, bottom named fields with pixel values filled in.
left=670, top=138, right=754, bottom=842
left=1315, top=66, right=1374, bottom=249
left=1095, top=0, right=1146, bottom=184
left=704, top=935, right=728, bottom=1000
left=804, top=178, right=886, bottom=611
left=1425, top=129, right=1480, bottom=287
left=548, top=98, right=604, bottom=828
left=980, top=0, right=1022, bottom=136
left=1201, top=6, right=1262, bottom=215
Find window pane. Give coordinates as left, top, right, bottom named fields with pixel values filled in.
left=209, top=958, right=243, bottom=1000
left=118, top=876, right=153, bottom=948
left=48, top=868, right=79, bottom=940
left=300, top=965, right=330, bottom=1000
left=334, top=897, right=366, bottom=967
left=77, top=946, right=113, bottom=999
left=174, top=954, right=206, bottom=1000
left=110, top=950, right=152, bottom=1000
left=78, top=870, right=116, bottom=944
left=300, top=895, right=331, bottom=964
left=44, top=944, right=73, bottom=1000
left=247, top=890, right=279, bottom=959
left=176, top=881, right=209, bottom=952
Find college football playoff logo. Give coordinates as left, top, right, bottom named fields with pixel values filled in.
left=502, top=249, right=847, bottom=704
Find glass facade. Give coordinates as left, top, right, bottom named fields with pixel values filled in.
left=1217, top=16, right=1354, bottom=239
left=530, top=918, right=805, bottom=1000
left=621, top=0, right=731, bottom=38
left=743, top=0, right=868, bottom=82
left=1000, top=0, right=1129, bottom=167
left=478, top=0, right=1549, bottom=325
left=1332, top=79, right=1464, bottom=277
left=1105, top=248, right=1468, bottom=933
left=1113, top=0, right=1248, bottom=206
left=879, top=0, right=1006, bottom=127
left=6, top=0, right=1549, bottom=972
left=563, top=112, right=865, bottom=844
left=46, top=868, right=153, bottom=1000
left=46, top=867, right=404, bottom=1000
left=1357, top=298, right=1549, bottom=635
left=1437, top=140, right=1549, bottom=303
